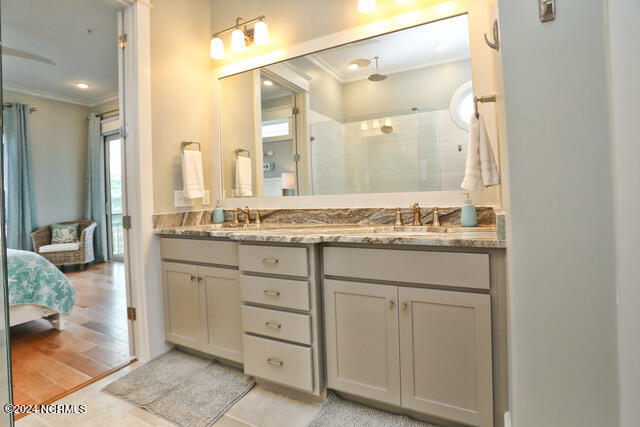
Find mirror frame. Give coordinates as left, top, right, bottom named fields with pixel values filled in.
left=212, top=0, right=502, bottom=208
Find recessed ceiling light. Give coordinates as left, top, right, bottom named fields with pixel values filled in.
left=434, top=43, right=447, bottom=51
left=263, top=80, right=273, bottom=86
left=348, top=63, right=359, bottom=70
left=76, top=83, right=90, bottom=89
left=348, top=58, right=371, bottom=70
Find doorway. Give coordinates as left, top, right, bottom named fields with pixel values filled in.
left=104, top=133, right=124, bottom=261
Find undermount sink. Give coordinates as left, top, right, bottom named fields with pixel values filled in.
left=370, top=225, right=448, bottom=234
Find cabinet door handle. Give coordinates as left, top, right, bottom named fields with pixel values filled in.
left=265, top=321, right=282, bottom=329
left=190, top=274, right=196, bottom=282
left=401, top=302, right=407, bottom=311
left=262, top=258, right=279, bottom=264
left=263, top=290, right=281, bottom=297
left=198, top=276, right=203, bottom=283
left=266, top=357, right=284, bottom=367
left=388, top=300, right=394, bottom=309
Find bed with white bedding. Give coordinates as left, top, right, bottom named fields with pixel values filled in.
left=6, top=249, right=77, bottom=330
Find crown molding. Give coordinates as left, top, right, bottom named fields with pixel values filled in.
left=3, top=85, right=118, bottom=108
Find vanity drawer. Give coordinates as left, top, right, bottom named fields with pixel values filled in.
left=239, top=245, right=308, bottom=277
left=242, top=305, right=311, bottom=345
left=240, top=275, right=310, bottom=311
left=323, top=247, right=490, bottom=290
left=160, top=238, right=238, bottom=266
left=243, top=334, right=313, bottom=392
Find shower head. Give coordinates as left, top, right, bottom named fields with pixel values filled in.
left=368, top=56, right=387, bottom=81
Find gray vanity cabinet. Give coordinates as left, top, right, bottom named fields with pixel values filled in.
left=162, top=262, right=203, bottom=349
left=160, top=238, right=243, bottom=363
left=199, top=266, right=243, bottom=362
left=323, top=280, right=401, bottom=405
left=398, top=287, right=493, bottom=427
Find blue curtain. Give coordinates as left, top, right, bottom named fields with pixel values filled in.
left=4, top=103, right=37, bottom=250
left=84, top=114, right=107, bottom=262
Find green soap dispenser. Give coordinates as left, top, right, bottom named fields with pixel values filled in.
left=213, top=200, right=224, bottom=224
left=461, top=192, right=478, bottom=227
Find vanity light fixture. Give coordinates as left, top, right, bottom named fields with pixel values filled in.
left=210, top=16, right=269, bottom=59
left=263, top=80, right=273, bottom=86
left=76, top=83, right=90, bottom=89
left=358, top=0, right=376, bottom=13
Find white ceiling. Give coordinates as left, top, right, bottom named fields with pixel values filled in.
left=1, top=0, right=120, bottom=106
left=310, top=14, right=471, bottom=83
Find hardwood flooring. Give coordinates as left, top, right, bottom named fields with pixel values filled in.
left=9, top=262, right=133, bottom=407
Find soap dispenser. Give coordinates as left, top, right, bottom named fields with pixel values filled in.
left=213, top=199, right=224, bottom=224
left=461, top=193, right=478, bottom=227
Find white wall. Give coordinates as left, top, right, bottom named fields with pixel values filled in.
left=150, top=0, right=212, bottom=212
left=3, top=90, right=89, bottom=227
left=498, top=1, right=619, bottom=425
left=608, top=1, right=640, bottom=425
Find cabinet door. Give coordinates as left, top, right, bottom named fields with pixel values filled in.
left=324, top=279, right=401, bottom=405
left=399, top=287, right=493, bottom=427
left=199, top=266, right=243, bottom=363
left=162, top=262, right=203, bottom=348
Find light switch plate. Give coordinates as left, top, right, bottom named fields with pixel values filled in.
left=174, top=190, right=194, bottom=208
left=202, top=190, right=210, bottom=206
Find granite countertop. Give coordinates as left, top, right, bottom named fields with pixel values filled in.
left=153, top=223, right=506, bottom=249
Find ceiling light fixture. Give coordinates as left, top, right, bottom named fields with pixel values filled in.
left=368, top=56, right=387, bottom=81
left=348, top=58, right=372, bottom=70
left=210, top=15, right=269, bottom=59
left=263, top=80, right=273, bottom=86
left=358, top=0, right=376, bottom=13
left=76, top=83, right=90, bottom=89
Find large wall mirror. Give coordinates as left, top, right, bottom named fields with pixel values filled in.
left=219, top=14, right=472, bottom=198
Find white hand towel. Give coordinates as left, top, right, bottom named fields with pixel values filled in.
left=461, top=114, right=500, bottom=191
left=235, top=156, right=253, bottom=197
left=182, top=150, right=205, bottom=199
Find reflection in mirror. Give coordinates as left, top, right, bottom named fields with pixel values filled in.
left=219, top=14, right=472, bottom=198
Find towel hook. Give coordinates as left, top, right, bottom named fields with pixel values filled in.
left=484, top=19, right=500, bottom=51
left=474, top=94, right=497, bottom=119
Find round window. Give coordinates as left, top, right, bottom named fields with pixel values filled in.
left=449, top=81, right=474, bottom=131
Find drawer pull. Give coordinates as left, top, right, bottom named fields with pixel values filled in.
left=266, top=357, right=284, bottom=367
left=190, top=275, right=196, bottom=282
left=263, top=290, right=281, bottom=297
left=262, top=258, right=279, bottom=264
left=265, top=321, right=282, bottom=330
left=388, top=299, right=394, bottom=309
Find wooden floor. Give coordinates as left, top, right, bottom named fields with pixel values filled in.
left=10, top=262, right=133, bottom=406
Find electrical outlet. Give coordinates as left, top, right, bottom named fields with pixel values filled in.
left=174, top=190, right=194, bottom=208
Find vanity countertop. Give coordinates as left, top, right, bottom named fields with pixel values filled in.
left=153, top=223, right=506, bottom=249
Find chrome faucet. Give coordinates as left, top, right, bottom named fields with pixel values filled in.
left=432, top=207, right=440, bottom=227
left=411, top=203, right=422, bottom=226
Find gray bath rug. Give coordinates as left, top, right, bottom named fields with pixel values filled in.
left=308, top=393, right=439, bottom=427
left=103, top=349, right=255, bottom=426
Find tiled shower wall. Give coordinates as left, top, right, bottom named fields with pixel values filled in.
left=310, top=110, right=468, bottom=195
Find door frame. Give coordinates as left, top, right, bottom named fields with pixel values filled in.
left=119, top=2, right=171, bottom=362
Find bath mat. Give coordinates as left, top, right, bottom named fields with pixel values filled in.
left=308, top=393, right=439, bottom=427
left=103, top=349, right=254, bottom=426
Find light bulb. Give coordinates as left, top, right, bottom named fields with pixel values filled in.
left=231, top=28, right=246, bottom=52
left=253, top=20, right=269, bottom=45
left=76, top=83, right=89, bottom=89
left=210, top=37, right=225, bottom=59
left=358, top=0, right=376, bottom=13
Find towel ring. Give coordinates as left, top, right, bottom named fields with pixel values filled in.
left=181, top=140, right=201, bottom=151
left=474, top=94, right=497, bottom=118
left=235, top=148, right=251, bottom=158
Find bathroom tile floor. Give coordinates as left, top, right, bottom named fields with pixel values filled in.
left=16, top=362, right=322, bottom=426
